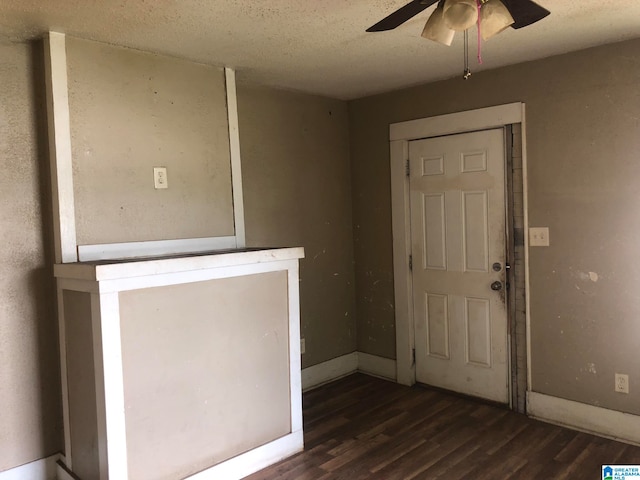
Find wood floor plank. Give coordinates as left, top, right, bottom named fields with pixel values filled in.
left=464, top=452, right=529, bottom=480
left=412, top=439, right=483, bottom=479
left=428, top=444, right=491, bottom=480
left=320, top=434, right=391, bottom=472
left=620, top=444, right=640, bottom=464
left=247, top=373, right=640, bottom=480
left=553, top=431, right=594, bottom=462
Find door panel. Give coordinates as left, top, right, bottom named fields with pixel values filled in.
left=462, top=191, right=488, bottom=272
left=423, top=194, right=447, bottom=270
left=426, top=293, right=449, bottom=359
left=410, top=128, right=508, bottom=403
left=465, top=297, right=491, bottom=366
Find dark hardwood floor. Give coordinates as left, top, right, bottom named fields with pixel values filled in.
left=246, top=373, right=640, bottom=480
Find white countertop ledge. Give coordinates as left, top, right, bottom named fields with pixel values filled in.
left=54, top=247, right=305, bottom=281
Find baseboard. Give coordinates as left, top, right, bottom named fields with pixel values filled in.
left=357, top=352, right=397, bottom=381
left=302, top=352, right=398, bottom=391
left=527, top=391, right=640, bottom=446
left=302, top=352, right=358, bottom=391
left=0, top=454, right=59, bottom=480
left=54, top=432, right=303, bottom=480
left=185, top=430, right=303, bottom=480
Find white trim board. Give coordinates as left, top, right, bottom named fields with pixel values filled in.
left=390, top=103, right=523, bottom=141
left=522, top=117, right=533, bottom=393
left=301, top=352, right=398, bottom=391
left=527, top=391, right=640, bottom=446
left=44, top=32, right=77, bottom=264
left=225, top=68, right=246, bottom=249
left=77, top=236, right=237, bottom=262
left=0, top=454, right=59, bottom=480
left=389, top=103, right=526, bottom=388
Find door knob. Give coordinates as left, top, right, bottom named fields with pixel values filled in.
left=491, top=281, right=503, bottom=291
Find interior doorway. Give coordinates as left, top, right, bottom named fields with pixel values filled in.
left=389, top=103, right=528, bottom=411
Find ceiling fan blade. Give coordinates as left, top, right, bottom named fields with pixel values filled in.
left=366, top=0, right=439, bottom=32
left=502, top=0, right=550, bottom=29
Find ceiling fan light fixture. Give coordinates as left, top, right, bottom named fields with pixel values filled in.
left=443, top=0, right=478, bottom=31
left=479, top=0, right=515, bottom=40
left=422, top=5, right=455, bottom=46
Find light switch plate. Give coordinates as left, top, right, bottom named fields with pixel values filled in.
left=153, top=167, right=168, bottom=189
left=529, top=227, right=550, bottom=247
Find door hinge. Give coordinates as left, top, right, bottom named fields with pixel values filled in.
left=409, top=254, right=413, bottom=271
left=406, top=159, right=410, bottom=177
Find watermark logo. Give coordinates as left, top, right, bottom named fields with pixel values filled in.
left=603, top=465, right=640, bottom=480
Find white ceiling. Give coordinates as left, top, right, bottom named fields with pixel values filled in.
left=1, top=1, right=638, bottom=100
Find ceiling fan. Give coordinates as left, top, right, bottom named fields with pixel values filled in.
left=366, top=0, right=550, bottom=78
left=366, top=0, right=550, bottom=36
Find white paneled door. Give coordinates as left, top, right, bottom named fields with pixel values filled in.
left=409, top=128, right=508, bottom=403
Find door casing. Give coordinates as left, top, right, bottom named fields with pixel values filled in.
left=389, top=103, right=530, bottom=409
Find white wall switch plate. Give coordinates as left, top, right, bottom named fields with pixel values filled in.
left=300, top=338, right=306, bottom=355
left=153, top=167, right=168, bottom=189
left=529, top=227, right=550, bottom=247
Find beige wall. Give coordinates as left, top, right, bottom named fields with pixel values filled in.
left=66, top=37, right=234, bottom=245
left=237, top=83, right=357, bottom=368
left=349, top=38, right=640, bottom=414
left=119, top=273, right=291, bottom=480
left=0, top=42, right=62, bottom=471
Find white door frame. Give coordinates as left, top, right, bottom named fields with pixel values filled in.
left=389, top=103, right=529, bottom=387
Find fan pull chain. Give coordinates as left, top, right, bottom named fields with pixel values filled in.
left=463, top=30, right=471, bottom=79
left=476, top=0, right=483, bottom=64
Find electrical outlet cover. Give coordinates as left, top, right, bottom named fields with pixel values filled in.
left=153, top=167, right=168, bottom=189
left=615, top=373, right=629, bottom=394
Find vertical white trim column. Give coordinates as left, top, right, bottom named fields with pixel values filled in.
left=225, top=68, right=246, bottom=248
left=44, top=31, right=78, bottom=263
left=57, top=288, right=73, bottom=469
left=91, top=293, right=128, bottom=480
left=521, top=104, right=533, bottom=393
left=390, top=140, right=415, bottom=387
left=287, top=261, right=303, bottom=433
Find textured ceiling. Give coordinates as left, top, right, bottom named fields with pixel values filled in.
left=1, top=1, right=639, bottom=99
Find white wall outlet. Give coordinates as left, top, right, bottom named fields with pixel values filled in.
left=529, top=227, right=550, bottom=247
left=153, top=167, right=168, bottom=189
left=615, top=373, right=629, bottom=394
left=300, top=338, right=306, bottom=355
